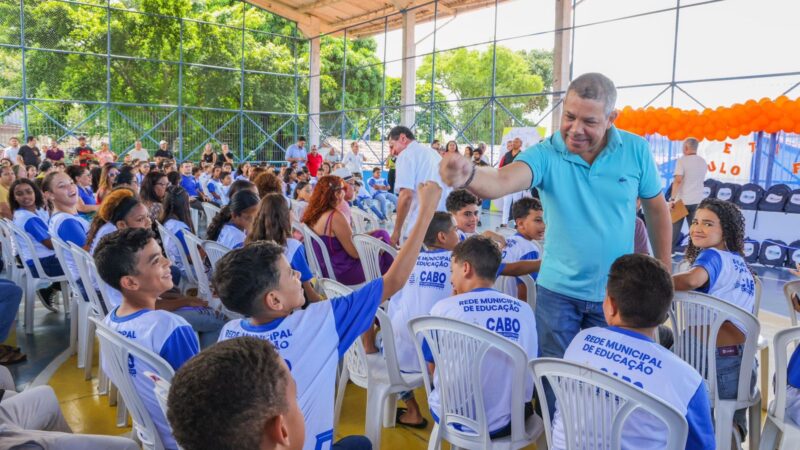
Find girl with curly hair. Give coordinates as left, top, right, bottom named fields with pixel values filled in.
left=673, top=197, right=756, bottom=440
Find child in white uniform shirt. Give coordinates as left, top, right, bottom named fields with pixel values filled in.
left=213, top=181, right=442, bottom=450
left=445, top=189, right=507, bottom=246
left=425, top=236, right=538, bottom=437
left=95, top=228, right=200, bottom=450
left=500, top=197, right=544, bottom=300
left=552, top=254, right=715, bottom=450
left=386, top=211, right=460, bottom=428
left=673, top=198, right=756, bottom=440
left=205, top=190, right=259, bottom=250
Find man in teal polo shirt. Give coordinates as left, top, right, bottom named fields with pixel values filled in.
left=439, top=72, right=672, bottom=413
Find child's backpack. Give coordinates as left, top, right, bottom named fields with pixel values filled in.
left=785, top=189, right=800, bottom=213
left=703, top=179, right=721, bottom=200
left=734, top=183, right=764, bottom=210
left=758, top=184, right=791, bottom=211
left=715, top=182, right=741, bottom=202
left=786, top=240, right=800, bottom=268
left=759, top=239, right=788, bottom=267
left=743, top=238, right=760, bottom=264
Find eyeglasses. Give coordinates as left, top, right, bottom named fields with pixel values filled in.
left=109, top=172, right=119, bottom=178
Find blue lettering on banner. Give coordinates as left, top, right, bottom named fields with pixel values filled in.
left=315, top=429, right=334, bottom=450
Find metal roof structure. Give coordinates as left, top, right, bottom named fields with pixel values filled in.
left=246, top=0, right=509, bottom=37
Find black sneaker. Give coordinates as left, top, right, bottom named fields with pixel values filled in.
left=37, top=286, right=59, bottom=313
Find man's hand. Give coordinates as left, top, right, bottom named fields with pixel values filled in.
left=417, top=181, right=443, bottom=213
left=439, top=152, right=473, bottom=187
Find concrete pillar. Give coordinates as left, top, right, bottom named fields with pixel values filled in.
left=308, top=36, right=321, bottom=149
left=400, top=10, right=416, bottom=127
left=552, top=0, right=573, bottom=132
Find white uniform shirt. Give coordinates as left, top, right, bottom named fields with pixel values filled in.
left=787, top=346, right=800, bottom=426
left=387, top=249, right=452, bottom=371
left=674, top=154, right=707, bottom=205
left=218, top=279, right=384, bottom=450
left=552, top=327, right=715, bottom=450
left=426, top=288, right=537, bottom=434
left=102, top=308, right=199, bottom=450
left=394, top=141, right=451, bottom=237
left=89, top=222, right=117, bottom=255
left=217, top=223, right=245, bottom=249
left=692, top=248, right=755, bottom=333
left=48, top=212, right=90, bottom=280
left=163, top=219, right=190, bottom=272
left=499, top=233, right=541, bottom=296
left=13, top=209, right=53, bottom=262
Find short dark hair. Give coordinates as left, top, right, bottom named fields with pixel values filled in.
left=8, top=178, right=45, bottom=212
left=452, top=236, right=501, bottom=281
left=213, top=241, right=285, bottom=317
left=168, top=337, right=290, bottom=450
left=387, top=125, right=415, bottom=141
left=94, top=228, right=156, bottom=291
left=607, top=254, right=673, bottom=327
left=446, top=189, right=479, bottom=213
left=512, top=197, right=542, bottom=221
left=27, top=136, right=35, bottom=143
left=372, top=167, right=381, bottom=173
left=297, top=136, right=306, bottom=142
left=424, top=211, right=455, bottom=247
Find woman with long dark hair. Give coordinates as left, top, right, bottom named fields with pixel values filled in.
left=140, top=171, right=169, bottom=223
left=205, top=190, right=260, bottom=249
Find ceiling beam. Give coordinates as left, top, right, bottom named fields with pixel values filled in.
left=298, top=0, right=346, bottom=13
left=248, top=0, right=326, bottom=35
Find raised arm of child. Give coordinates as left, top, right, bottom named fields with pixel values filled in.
left=380, top=181, right=442, bottom=301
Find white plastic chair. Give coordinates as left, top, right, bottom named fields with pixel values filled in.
left=761, top=326, right=800, bottom=450
left=299, top=223, right=336, bottom=282
left=783, top=280, right=800, bottom=327
left=351, top=207, right=380, bottom=234
left=7, top=220, right=71, bottom=334
left=530, top=358, right=689, bottom=450
left=493, top=275, right=536, bottom=310
left=69, top=242, right=113, bottom=381
left=182, top=233, right=213, bottom=303
left=353, top=234, right=397, bottom=283
left=0, top=219, right=23, bottom=286
left=155, top=222, right=198, bottom=293
left=201, top=202, right=220, bottom=224
left=290, top=199, right=306, bottom=220
left=408, top=316, right=544, bottom=450
left=190, top=208, right=199, bottom=234
left=328, top=290, right=423, bottom=448
left=50, top=237, right=88, bottom=370
left=92, top=317, right=175, bottom=450
left=668, top=290, right=761, bottom=450
left=144, top=371, right=172, bottom=435
left=202, top=240, right=230, bottom=274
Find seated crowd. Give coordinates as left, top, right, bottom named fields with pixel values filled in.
left=0, top=130, right=798, bottom=450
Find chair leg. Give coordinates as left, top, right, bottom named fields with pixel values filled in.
left=61, top=281, right=71, bottom=316
left=24, top=278, right=35, bottom=334
left=748, top=401, right=762, bottom=450
left=759, top=417, right=780, bottom=450
left=84, top=320, right=96, bottom=380
left=116, top=390, right=128, bottom=427
left=109, top=382, right=118, bottom=406
left=382, top=392, right=398, bottom=428
left=364, top=384, right=390, bottom=450
left=761, top=346, right=770, bottom=412
left=333, top=366, right=350, bottom=429
left=76, top=300, right=88, bottom=367
left=427, top=423, right=442, bottom=450
left=715, top=406, right=735, bottom=450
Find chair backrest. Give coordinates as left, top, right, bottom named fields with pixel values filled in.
left=50, top=236, right=83, bottom=295
left=770, top=326, right=800, bottom=423
left=156, top=221, right=198, bottom=286
left=202, top=240, right=231, bottom=274
left=92, top=317, right=175, bottom=450
left=143, top=371, right=172, bottom=432
left=374, top=308, right=409, bottom=387
left=6, top=220, right=50, bottom=281
left=351, top=207, right=379, bottom=234
left=300, top=223, right=336, bottom=281
left=674, top=259, right=692, bottom=274
left=318, top=279, right=371, bottom=384
left=201, top=202, right=221, bottom=224
left=492, top=275, right=537, bottom=310
left=290, top=200, right=305, bottom=220
left=0, top=219, right=19, bottom=279
left=408, top=316, right=531, bottom=448
left=182, top=232, right=212, bottom=302
left=353, top=234, right=396, bottom=283
left=668, top=290, right=760, bottom=401
left=69, top=243, right=111, bottom=316
left=783, top=280, right=800, bottom=326
left=530, top=358, right=689, bottom=450
left=753, top=273, right=763, bottom=314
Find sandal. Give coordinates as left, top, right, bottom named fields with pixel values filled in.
left=0, top=347, right=26, bottom=365
left=395, top=408, right=429, bottom=429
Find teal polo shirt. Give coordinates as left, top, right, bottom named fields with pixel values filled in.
left=515, top=126, right=662, bottom=302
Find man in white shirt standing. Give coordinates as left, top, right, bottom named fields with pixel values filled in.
left=128, top=140, right=150, bottom=162
left=387, top=126, right=451, bottom=245
left=670, top=137, right=707, bottom=250
left=342, top=141, right=366, bottom=176
left=285, top=136, right=308, bottom=168
left=3, top=137, right=21, bottom=164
